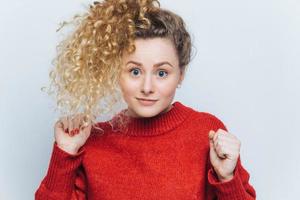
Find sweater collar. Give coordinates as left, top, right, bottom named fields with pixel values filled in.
left=108, top=101, right=194, bottom=136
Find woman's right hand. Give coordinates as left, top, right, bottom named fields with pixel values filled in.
left=54, top=114, right=93, bottom=155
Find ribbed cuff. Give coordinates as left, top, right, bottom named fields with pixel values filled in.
left=43, top=142, right=85, bottom=192
left=208, top=164, right=247, bottom=200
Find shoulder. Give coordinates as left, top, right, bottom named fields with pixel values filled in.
left=91, top=121, right=111, bottom=134
left=177, top=101, right=228, bottom=132
left=189, top=109, right=228, bottom=132
left=84, top=121, right=111, bottom=143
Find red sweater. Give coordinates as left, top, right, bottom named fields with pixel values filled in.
left=35, top=101, right=256, bottom=200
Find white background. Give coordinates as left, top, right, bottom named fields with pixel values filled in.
left=0, top=0, right=299, bottom=199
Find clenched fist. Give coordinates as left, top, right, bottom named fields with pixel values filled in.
left=208, top=129, right=241, bottom=182
left=54, top=114, right=93, bottom=155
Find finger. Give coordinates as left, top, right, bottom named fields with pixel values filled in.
left=77, top=113, right=88, bottom=133
left=54, top=119, right=64, bottom=132
left=213, top=131, right=219, bottom=144
left=213, top=130, right=231, bottom=144
left=216, top=145, right=239, bottom=160
left=211, top=135, right=227, bottom=159
left=80, top=115, right=88, bottom=131
left=209, top=139, right=219, bottom=161
left=214, top=137, right=240, bottom=158
left=215, top=129, right=230, bottom=140
left=216, top=132, right=230, bottom=140
left=209, top=130, right=215, bottom=140
left=216, top=134, right=240, bottom=146
left=67, top=115, right=74, bottom=136
left=81, top=114, right=94, bottom=130
left=215, top=143, right=227, bottom=159
left=60, top=116, right=69, bottom=133
left=216, top=129, right=240, bottom=143
left=77, top=113, right=85, bottom=128
left=209, top=131, right=215, bottom=147
left=217, top=129, right=237, bottom=140
left=215, top=131, right=242, bottom=149
left=215, top=137, right=241, bottom=158
left=72, top=114, right=83, bottom=135
left=211, top=131, right=223, bottom=148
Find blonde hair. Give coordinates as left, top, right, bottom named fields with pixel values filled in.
left=42, top=0, right=191, bottom=133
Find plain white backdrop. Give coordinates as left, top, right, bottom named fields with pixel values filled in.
left=0, top=0, right=299, bottom=199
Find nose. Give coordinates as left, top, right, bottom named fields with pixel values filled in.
left=141, top=73, right=154, bottom=95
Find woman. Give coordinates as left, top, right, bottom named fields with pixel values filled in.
left=35, top=0, right=256, bottom=199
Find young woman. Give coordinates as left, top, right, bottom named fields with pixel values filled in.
left=35, top=0, right=256, bottom=199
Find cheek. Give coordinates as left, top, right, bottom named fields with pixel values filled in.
left=156, top=80, right=178, bottom=96
left=119, top=76, right=136, bottom=96
left=118, top=76, right=127, bottom=94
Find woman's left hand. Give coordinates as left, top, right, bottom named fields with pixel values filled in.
left=208, top=129, right=241, bottom=182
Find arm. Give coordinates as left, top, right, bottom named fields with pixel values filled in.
left=206, top=156, right=256, bottom=200
left=35, top=142, right=87, bottom=200
left=204, top=113, right=256, bottom=200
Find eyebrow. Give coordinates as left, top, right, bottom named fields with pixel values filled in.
left=125, top=61, right=174, bottom=68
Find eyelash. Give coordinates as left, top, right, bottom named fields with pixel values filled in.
left=129, top=68, right=168, bottom=78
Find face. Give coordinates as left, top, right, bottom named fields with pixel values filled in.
left=119, top=37, right=184, bottom=118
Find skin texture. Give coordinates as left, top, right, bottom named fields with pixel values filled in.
left=119, top=38, right=184, bottom=118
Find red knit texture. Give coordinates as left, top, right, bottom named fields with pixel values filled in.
left=35, top=101, right=256, bottom=200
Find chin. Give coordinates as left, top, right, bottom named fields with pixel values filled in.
left=132, top=108, right=160, bottom=118
left=126, top=101, right=161, bottom=118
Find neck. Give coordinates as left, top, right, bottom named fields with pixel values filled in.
left=108, top=101, right=194, bottom=136
left=125, top=104, right=174, bottom=119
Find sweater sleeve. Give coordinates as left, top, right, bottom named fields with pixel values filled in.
left=35, top=142, right=87, bottom=200
left=207, top=156, right=256, bottom=200
left=204, top=113, right=257, bottom=200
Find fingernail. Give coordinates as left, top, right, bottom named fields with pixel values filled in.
left=64, top=128, right=69, bottom=133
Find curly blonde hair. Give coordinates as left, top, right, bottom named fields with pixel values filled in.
left=42, top=0, right=191, bottom=133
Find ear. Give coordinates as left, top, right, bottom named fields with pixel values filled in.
left=179, top=67, right=186, bottom=84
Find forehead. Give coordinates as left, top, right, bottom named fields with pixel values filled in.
left=123, top=38, right=178, bottom=63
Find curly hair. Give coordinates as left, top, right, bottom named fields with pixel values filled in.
left=42, top=0, right=192, bottom=133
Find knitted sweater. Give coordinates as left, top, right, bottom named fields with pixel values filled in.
left=35, top=101, right=256, bottom=200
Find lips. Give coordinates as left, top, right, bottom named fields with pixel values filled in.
left=136, top=98, right=158, bottom=101
left=136, top=98, right=158, bottom=106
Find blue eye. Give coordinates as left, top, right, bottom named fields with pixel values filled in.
left=129, top=68, right=168, bottom=78
left=158, top=70, right=168, bottom=78
left=130, top=68, right=140, bottom=76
